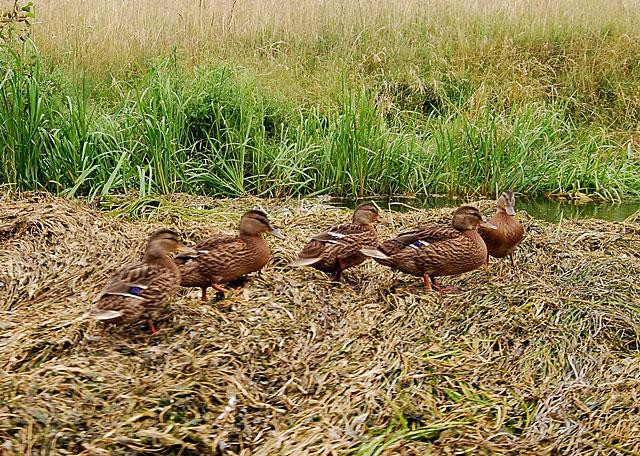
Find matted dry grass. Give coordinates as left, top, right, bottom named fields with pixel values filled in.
left=1, top=192, right=640, bottom=455
left=35, top=0, right=640, bottom=75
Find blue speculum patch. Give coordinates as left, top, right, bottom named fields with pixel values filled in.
left=129, top=286, right=144, bottom=296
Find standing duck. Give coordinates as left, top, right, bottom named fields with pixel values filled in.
left=176, top=210, right=284, bottom=301
left=90, top=229, right=196, bottom=334
left=478, top=191, right=525, bottom=268
left=361, top=206, right=496, bottom=291
left=289, top=203, right=380, bottom=281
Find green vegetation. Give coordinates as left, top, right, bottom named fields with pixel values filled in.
left=1, top=0, right=640, bottom=199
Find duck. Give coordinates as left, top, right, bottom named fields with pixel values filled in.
left=478, top=190, right=525, bottom=268
left=90, top=229, right=196, bottom=334
left=360, top=206, right=496, bottom=291
left=175, top=210, right=284, bottom=301
left=289, top=203, right=380, bottom=281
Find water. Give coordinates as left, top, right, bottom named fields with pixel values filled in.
left=329, top=196, right=640, bottom=222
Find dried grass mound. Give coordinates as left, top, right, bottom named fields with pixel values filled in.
left=1, top=193, right=640, bottom=455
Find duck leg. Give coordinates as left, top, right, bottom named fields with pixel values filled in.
left=331, top=269, right=343, bottom=282
left=423, top=274, right=433, bottom=291
left=147, top=319, right=156, bottom=335
left=200, top=287, right=208, bottom=302
left=483, top=255, right=490, bottom=273
left=509, top=252, right=517, bottom=268
left=331, top=259, right=345, bottom=282
left=431, top=277, right=459, bottom=294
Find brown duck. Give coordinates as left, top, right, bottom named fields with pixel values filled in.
left=361, top=206, right=496, bottom=291
left=289, top=203, right=380, bottom=281
left=478, top=190, right=525, bottom=268
left=90, top=229, right=196, bottom=334
left=175, top=210, right=284, bottom=301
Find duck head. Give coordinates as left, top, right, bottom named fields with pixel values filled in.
left=240, top=210, right=285, bottom=239
left=452, top=206, right=497, bottom=231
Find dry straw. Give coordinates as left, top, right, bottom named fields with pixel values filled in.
left=34, top=0, right=640, bottom=72
left=1, top=192, right=640, bottom=454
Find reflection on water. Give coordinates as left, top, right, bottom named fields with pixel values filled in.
left=329, top=197, right=640, bottom=222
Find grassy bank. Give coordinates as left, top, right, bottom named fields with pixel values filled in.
left=2, top=193, right=640, bottom=454
left=1, top=0, right=640, bottom=199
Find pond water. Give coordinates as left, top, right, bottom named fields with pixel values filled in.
left=329, top=196, right=640, bottom=222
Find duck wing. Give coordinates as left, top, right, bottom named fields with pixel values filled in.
left=177, top=235, right=249, bottom=280
left=380, top=225, right=460, bottom=255
left=92, top=260, right=177, bottom=322
left=406, top=232, right=474, bottom=274
left=99, top=261, right=161, bottom=300
left=174, top=235, right=238, bottom=264
left=291, top=223, right=374, bottom=266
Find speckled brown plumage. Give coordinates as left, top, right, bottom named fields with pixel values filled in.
left=90, top=229, right=193, bottom=333
left=290, top=204, right=380, bottom=281
left=94, top=261, right=180, bottom=325
left=362, top=206, right=493, bottom=291
left=176, top=210, right=284, bottom=301
left=478, top=191, right=525, bottom=267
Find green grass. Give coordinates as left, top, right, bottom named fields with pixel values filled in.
left=353, top=421, right=470, bottom=455
left=1, top=23, right=639, bottom=200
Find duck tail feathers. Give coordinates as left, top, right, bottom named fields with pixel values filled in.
left=289, top=257, right=321, bottom=267
left=360, top=248, right=390, bottom=259
left=91, top=310, right=123, bottom=321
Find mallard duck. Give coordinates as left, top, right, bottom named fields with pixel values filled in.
left=478, top=190, right=525, bottom=268
left=90, top=229, right=196, bottom=334
left=289, top=203, right=380, bottom=281
left=360, top=206, right=496, bottom=291
left=175, top=210, right=284, bottom=301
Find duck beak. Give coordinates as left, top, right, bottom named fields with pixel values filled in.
left=269, top=225, right=286, bottom=239
left=506, top=205, right=516, bottom=216
left=176, top=244, right=198, bottom=255
left=480, top=220, right=498, bottom=230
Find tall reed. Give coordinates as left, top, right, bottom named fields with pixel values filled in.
left=1, top=43, right=638, bottom=199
